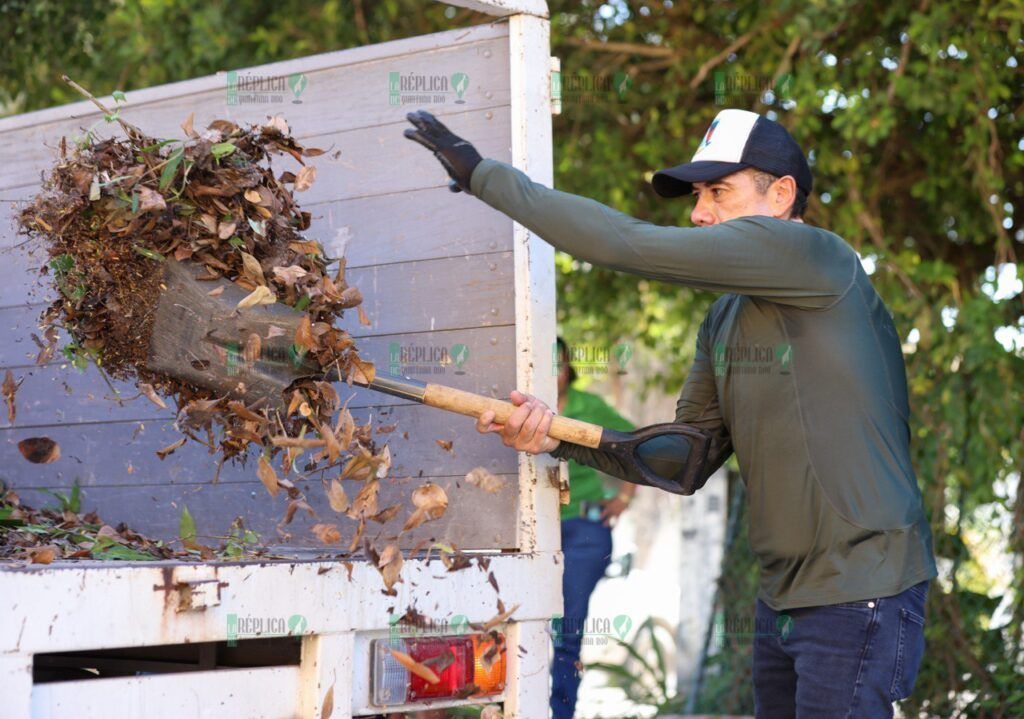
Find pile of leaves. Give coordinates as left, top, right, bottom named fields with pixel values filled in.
left=0, top=481, right=267, bottom=562
left=18, top=96, right=374, bottom=462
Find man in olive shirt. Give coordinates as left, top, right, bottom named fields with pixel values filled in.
left=405, top=109, right=936, bottom=717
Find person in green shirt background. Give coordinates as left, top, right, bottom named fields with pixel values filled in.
left=551, top=337, right=635, bottom=719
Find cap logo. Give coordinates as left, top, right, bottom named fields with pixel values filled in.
left=699, top=119, right=719, bottom=150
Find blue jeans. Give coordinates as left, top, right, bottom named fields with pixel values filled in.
left=550, top=518, right=612, bottom=719
left=753, top=580, right=929, bottom=718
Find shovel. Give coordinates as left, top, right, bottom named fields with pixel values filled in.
left=147, top=260, right=711, bottom=494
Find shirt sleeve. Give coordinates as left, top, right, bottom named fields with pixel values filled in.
left=470, top=159, right=857, bottom=309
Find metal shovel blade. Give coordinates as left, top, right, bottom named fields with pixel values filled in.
left=146, top=260, right=321, bottom=412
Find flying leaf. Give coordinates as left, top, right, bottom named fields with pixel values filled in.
left=294, top=315, right=317, bottom=351
left=139, top=382, right=167, bottom=409
left=294, top=165, right=317, bottom=192
left=311, top=523, right=341, bottom=544
left=18, top=437, right=60, bottom=464
left=257, top=455, right=280, bottom=497
left=386, top=648, right=440, bottom=684
left=465, top=467, right=505, bottom=494
left=347, top=478, right=379, bottom=520
left=325, top=479, right=349, bottom=513
left=436, top=439, right=454, bottom=453
left=377, top=542, right=404, bottom=593
left=3, top=369, right=20, bottom=423
left=403, top=483, right=448, bottom=531
left=156, top=437, right=187, bottom=460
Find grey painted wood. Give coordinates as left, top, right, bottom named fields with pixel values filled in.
left=13, top=470, right=520, bottom=551
left=1, top=401, right=517, bottom=489
left=0, top=323, right=517, bottom=423
left=0, top=36, right=511, bottom=193
left=0, top=107, right=512, bottom=251
left=0, top=27, right=522, bottom=550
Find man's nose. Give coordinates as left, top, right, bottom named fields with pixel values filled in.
left=690, top=198, right=716, bottom=227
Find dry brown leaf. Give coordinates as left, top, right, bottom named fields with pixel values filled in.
left=465, top=467, right=506, bottom=494
left=357, top=304, right=371, bottom=327
left=326, top=478, right=349, bottom=513
left=3, top=369, right=19, bottom=423
left=18, top=437, right=60, bottom=464
left=436, top=439, right=454, bottom=453
left=346, top=357, right=375, bottom=386
left=206, top=285, right=225, bottom=297
left=137, top=185, right=166, bottom=213
left=244, top=188, right=262, bottom=203
left=243, top=332, right=262, bottom=364
left=240, top=251, right=266, bottom=285
left=156, top=437, right=187, bottom=460
left=273, top=264, right=308, bottom=285
left=403, top=483, right=448, bottom=531
left=257, top=455, right=280, bottom=497
left=294, top=315, right=317, bottom=351
left=237, top=285, right=276, bottom=309
left=29, top=546, right=57, bottom=565
left=483, top=602, right=521, bottom=632
left=139, top=382, right=167, bottom=409
left=370, top=504, right=402, bottom=524
left=311, top=523, right=341, bottom=544
left=320, top=685, right=334, bottom=719
left=294, top=165, right=317, bottom=192
left=347, top=478, right=379, bottom=520
left=387, top=648, right=440, bottom=684
left=270, top=436, right=327, bottom=448
left=217, top=221, right=237, bottom=240
left=181, top=112, right=197, bottom=138
left=378, top=542, right=404, bottom=593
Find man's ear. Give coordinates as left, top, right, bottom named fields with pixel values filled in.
left=771, top=175, right=798, bottom=219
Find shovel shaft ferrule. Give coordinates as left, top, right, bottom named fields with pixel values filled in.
left=366, top=373, right=428, bottom=402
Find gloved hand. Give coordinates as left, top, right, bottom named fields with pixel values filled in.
left=403, top=110, right=483, bottom=194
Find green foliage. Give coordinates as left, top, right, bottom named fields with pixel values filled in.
left=3, top=0, right=1021, bottom=714
left=587, top=616, right=687, bottom=716
left=43, top=479, right=81, bottom=514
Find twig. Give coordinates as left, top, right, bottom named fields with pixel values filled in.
left=60, top=75, right=150, bottom=147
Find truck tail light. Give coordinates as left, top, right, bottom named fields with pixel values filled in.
left=372, top=632, right=506, bottom=706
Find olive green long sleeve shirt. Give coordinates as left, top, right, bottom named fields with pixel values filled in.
left=469, top=159, right=937, bottom=610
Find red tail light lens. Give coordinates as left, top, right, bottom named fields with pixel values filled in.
left=372, top=632, right=506, bottom=706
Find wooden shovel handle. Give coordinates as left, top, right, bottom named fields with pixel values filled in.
left=421, top=383, right=603, bottom=449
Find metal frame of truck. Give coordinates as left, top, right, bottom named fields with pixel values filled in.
left=0, top=2, right=562, bottom=716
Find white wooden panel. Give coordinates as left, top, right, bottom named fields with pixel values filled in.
left=31, top=666, right=301, bottom=719
left=0, top=555, right=561, bottom=655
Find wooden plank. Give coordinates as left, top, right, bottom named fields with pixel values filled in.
left=1, top=400, right=518, bottom=489
left=13, top=467, right=519, bottom=550
left=31, top=666, right=301, bottom=719
left=307, top=186, right=514, bottom=269
left=0, top=247, right=515, bottom=365
left=0, top=312, right=515, bottom=430
left=0, top=37, right=510, bottom=193
left=447, top=0, right=549, bottom=17
left=0, top=22, right=510, bottom=134
left=0, top=105, right=512, bottom=242
left=0, top=186, right=515, bottom=305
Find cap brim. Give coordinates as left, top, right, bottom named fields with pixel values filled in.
left=651, top=161, right=749, bottom=198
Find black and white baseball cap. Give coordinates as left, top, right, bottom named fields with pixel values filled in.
left=652, top=109, right=812, bottom=198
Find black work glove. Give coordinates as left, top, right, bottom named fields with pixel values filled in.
left=403, top=110, right=483, bottom=194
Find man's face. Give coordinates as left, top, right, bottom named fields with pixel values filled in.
left=689, top=169, right=795, bottom=226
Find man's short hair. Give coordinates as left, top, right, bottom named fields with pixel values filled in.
left=749, top=168, right=808, bottom=219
